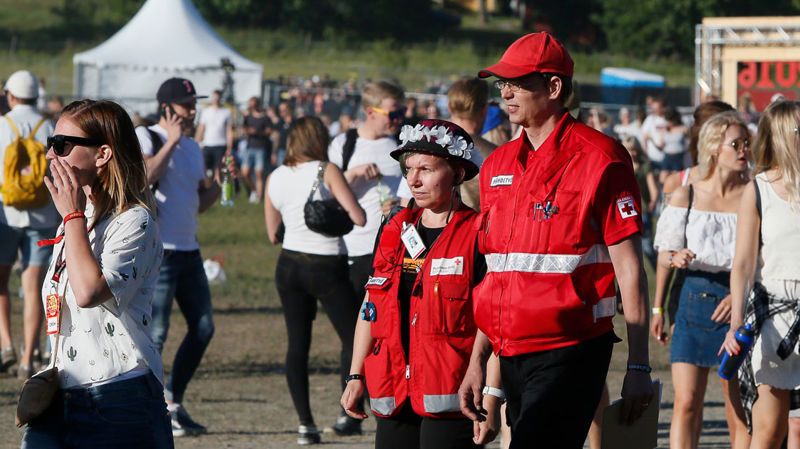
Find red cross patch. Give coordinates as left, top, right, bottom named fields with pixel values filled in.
left=616, top=196, right=638, bottom=219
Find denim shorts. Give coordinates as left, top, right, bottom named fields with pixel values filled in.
left=661, top=152, right=686, bottom=172
left=241, top=147, right=267, bottom=171
left=21, top=371, right=173, bottom=449
left=0, top=223, right=57, bottom=267
left=670, top=270, right=731, bottom=367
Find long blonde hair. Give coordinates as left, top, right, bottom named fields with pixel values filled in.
left=752, top=100, right=800, bottom=208
left=696, top=111, right=748, bottom=180
left=61, top=99, right=155, bottom=226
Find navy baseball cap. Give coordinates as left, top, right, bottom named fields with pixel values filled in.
left=156, top=78, right=207, bottom=104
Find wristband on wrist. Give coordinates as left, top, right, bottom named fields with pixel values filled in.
left=482, top=386, right=506, bottom=402
left=652, top=307, right=664, bottom=315
left=63, top=211, right=86, bottom=225
left=345, top=374, right=364, bottom=383
left=627, top=363, right=652, bottom=373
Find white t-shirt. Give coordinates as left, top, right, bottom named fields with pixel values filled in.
left=199, top=105, right=232, bottom=147
left=268, top=161, right=346, bottom=256
left=136, top=124, right=205, bottom=251
left=395, top=147, right=485, bottom=199
left=328, top=132, right=402, bottom=257
left=42, top=203, right=164, bottom=388
left=0, top=104, right=58, bottom=229
left=640, top=114, right=668, bottom=163
left=661, top=130, right=687, bottom=156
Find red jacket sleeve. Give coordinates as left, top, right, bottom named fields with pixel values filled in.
left=591, top=161, right=643, bottom=246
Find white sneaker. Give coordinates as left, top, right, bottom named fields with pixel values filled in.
left=249, top=192, right=259, bottom=203
left=297, top=425, right=321, bottom=445
left=169, top=403, right=206, bottom=437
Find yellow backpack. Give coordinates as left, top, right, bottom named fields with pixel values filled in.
left=0, top=116, right=49, bottom=209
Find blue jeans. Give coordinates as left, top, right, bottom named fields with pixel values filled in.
left=21, top=372, right=173, bottom=449
left=150, top=249, right=215, bottom=403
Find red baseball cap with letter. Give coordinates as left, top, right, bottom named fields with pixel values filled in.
left=479, top=32, right=574, bottom=79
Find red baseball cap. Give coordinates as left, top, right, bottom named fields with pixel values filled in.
left=479, top=32, right=574, bottom=79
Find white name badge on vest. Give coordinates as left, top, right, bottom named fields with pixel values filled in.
left=401, top=223, right=426, bottom=259
left=430, top=257, right=464, bottom=276
left=490, top=175, right=514, bottom=187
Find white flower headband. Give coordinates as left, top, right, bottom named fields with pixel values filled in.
left=398, top=123, right=473, bottom=160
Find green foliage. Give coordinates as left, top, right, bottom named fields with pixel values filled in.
left=193, top=0, right=437, bottom=41
left=595, top=0, right=800, bottom=60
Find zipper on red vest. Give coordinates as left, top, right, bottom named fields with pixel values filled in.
left=405, top=364, right=410, bottom=379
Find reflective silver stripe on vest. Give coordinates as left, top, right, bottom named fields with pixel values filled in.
left=370, top=397, right=396, bottom=416
left=486, top=244, right=611, bottom=274
left=423, top=394, right=461, bottom=414
left=593, top=296, right=616, bottom=322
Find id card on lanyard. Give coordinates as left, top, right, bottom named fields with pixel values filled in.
left=39, top=218, right=95, bottom=336
left=401, top=222, right=426, bottom=260
left=46, top=243, right=67, bottom=335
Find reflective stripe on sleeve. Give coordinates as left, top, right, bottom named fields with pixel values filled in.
left=485, top=244, right=611, bottom=274
left=370, top=397, right=396, bottom=416
left=423, top=394, right=461, bottom=414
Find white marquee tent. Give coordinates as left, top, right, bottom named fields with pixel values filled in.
left=73, top=0, right=263, bottom=115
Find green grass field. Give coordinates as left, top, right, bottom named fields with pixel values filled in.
left=0, top=2, right=694, bottom=98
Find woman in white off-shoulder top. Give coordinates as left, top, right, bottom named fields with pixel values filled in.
left=652, top=111, right=751, bottom=449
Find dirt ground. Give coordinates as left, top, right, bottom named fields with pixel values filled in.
left=0, top=203, right=735, bottom=448
left=0, top=308, right=733, bottom=449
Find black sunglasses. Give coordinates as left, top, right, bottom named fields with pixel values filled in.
left=47, top=135, right=102, bottom=156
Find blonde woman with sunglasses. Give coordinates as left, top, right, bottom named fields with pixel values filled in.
left=653, top=111, right=750, bottom=449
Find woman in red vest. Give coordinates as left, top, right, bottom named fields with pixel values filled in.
left=340, top=119, right=500, bottom=449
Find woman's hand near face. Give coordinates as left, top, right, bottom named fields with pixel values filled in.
left=44, top=158, right=86, bottom=218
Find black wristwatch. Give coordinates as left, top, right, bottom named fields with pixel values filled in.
left=627, top=363, right=652, bottom=373
left=345, top=374, right=364, bottom=383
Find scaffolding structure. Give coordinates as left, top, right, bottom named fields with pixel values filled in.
left=695, top=18, right=800, bottom=106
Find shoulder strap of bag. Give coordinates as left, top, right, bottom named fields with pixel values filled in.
left=682, top=184, right=693, bottom=248
left=341, top=128, right=358, bottom=171
left=753, top=178, right=763, bottom=249
left=307, top=161, right=327, bottom=201
left=4, top=116, right=20, bottom=139
left=140, top=126, right=163, bottom=192
left=30, top=118, right=47, bottom=137
left=147, top=127, right=163, bottom=156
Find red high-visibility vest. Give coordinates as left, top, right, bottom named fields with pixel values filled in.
left=364, top=205, right=478, bottom=418
left=473, top=112, right=642, bottom=356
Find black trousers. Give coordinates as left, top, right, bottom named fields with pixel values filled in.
left=348, top=253, right=375, bottom=303
left=275, top=249, right=360, bottom=426
left=500, top=331, right=616, bottom=449
left=375, top=400, right=481, bottom=449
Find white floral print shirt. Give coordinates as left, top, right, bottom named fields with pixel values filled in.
left=41, top=203, right=164, bottom=388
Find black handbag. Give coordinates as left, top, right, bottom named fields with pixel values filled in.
left=666, top=185, right=693, bottom=325
left=303, top=161, right=354, bottom=237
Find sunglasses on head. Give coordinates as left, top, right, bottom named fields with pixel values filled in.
left=47, top=135, right=102, bottom=156
left=372, top=106, right=407, bottom=120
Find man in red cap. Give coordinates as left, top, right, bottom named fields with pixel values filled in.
left=458, top=32, right=654, bottom=448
